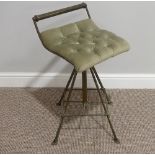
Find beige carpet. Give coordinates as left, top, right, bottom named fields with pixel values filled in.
left=0, top=88, right=154, bottom=153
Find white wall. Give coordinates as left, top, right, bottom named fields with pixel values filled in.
left=0, top=1, right=155, bottom=88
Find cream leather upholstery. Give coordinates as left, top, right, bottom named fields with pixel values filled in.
left=41, top=19, right=129, bottom=72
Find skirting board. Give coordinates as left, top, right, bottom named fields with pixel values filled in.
left=0, top=72, right=155, bottom=88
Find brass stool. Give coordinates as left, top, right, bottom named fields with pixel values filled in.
left=32, top=3, right=129, bottom=145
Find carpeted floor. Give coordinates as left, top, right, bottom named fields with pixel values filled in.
left=0, top=88, right=154, bottom=153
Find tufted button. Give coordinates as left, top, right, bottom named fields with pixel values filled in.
left=74, top=42, right=79, bottom=44
left=76, top=48, right=81, bottom=53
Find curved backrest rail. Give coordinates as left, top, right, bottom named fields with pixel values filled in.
left=32, top=3, right=90, bottom=22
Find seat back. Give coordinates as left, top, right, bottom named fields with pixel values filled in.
left=32, top=3, right=91, bottom=49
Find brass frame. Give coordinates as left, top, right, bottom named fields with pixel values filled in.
left=32, top=3, right=120, bottom=145
left=52, top=67, right=120, bottom=145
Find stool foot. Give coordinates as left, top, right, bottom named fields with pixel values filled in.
left=52, top=138, right=58, bottom=145
left=114, top=137, right=120, bottom=144
left=108, top=101, right=113, bottom=104
left=51, top=117, right=64, bottom=145
left=56, top=102, right=61, bottom=106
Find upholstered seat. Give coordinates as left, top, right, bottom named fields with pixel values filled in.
left=41, top=19, right=129, bottom=72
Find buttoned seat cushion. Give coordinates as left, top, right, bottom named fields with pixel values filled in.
left=41, top=19, right=129, bottom=72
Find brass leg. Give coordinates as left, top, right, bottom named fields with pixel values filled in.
left=82, top=71, right=87, bottom=107
left=52, top=71, right=77, bottom=145
left=90, top=68, right=120, bottom=144
left=92, top=67, right=112, bottom=104
left=57, top=68, right=76, bottom=106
